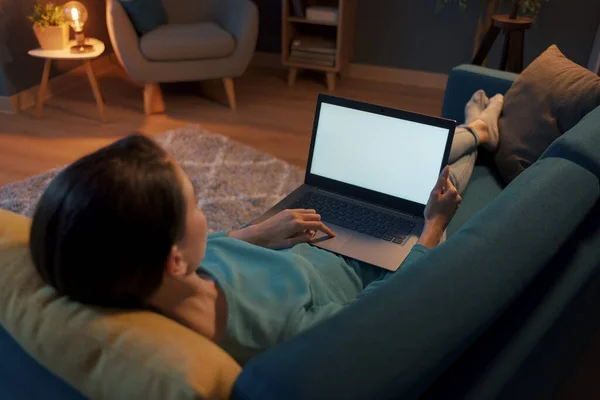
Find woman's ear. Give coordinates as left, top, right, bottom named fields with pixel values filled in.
left=165, top=245, right=188, bottom=277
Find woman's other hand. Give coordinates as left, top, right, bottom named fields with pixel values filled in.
left=228, top=209, right=336, bottom=249
left=418, top=166, right=462, bottom=248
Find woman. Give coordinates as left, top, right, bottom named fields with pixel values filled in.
left=30, top=91, right=503, bottom=363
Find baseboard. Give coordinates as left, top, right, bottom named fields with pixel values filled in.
left=251, top=51, right=448, bottom=90
left=343, top=64, right=447, bottom=90
left=0, top=54, right=116, bottom=114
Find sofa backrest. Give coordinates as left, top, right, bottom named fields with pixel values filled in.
left=441, top=65, right=517, bottom=124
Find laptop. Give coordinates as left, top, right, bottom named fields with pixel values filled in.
left=254, top=94, right=456, bottom=271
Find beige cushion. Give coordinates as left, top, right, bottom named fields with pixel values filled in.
left=0, top=209, right=241, bottom=400
left=495, top=45, right=600, bottom=183
left=141, top=22, right=235, bottom=62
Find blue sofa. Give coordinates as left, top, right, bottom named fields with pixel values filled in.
left=2, top=65, right=600, bottom=399
left=231, top=65, right=600, bottom=400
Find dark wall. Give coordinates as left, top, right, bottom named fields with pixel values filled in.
left=1, top=0, right=598, bottom=97
left=0, top=0, right=112, bottom=96
left=0, top=66, right=7, bottom=96
left=256, top=0, right=600, bottom=73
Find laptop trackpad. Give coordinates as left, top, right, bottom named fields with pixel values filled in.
left=311, top=224, right=353, bottom=251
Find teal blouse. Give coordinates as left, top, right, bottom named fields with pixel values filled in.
left=199, top=232, right=428, bottom=364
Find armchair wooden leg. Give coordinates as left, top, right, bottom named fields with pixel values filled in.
left=288, top=68, right=298, bottom=87
left=326, top=72, right=336, bottom=91
left=223, top=78, right=237, bottom=110
left=143, top=83, right=165, bottom=115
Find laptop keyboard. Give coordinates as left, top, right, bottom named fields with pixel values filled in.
left=289, top=192, right=416, bottom=244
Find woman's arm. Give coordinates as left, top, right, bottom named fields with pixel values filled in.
left=227, top=209, right=335, bottom=249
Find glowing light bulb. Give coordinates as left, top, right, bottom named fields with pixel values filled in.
left=63, top=1, right=93, bottom=53
left=64, top=1, right=88, bottom=33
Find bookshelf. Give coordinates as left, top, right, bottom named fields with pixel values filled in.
left=282, top=0, right=357, bottom=91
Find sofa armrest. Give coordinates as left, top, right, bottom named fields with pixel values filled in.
left=212, top=0, right=258, bottom=77
left=442, top=65, right=518, bottom=123
left=106, top=0, right=149, bottom=82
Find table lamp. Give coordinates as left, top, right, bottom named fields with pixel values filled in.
left=64, top=1, right=93, bottom=53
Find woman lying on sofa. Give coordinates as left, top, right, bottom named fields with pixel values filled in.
left=29, top=91, right=503, bottom=364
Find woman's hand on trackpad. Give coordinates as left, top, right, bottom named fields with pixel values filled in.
left=228, top=209, right=336, bottom=249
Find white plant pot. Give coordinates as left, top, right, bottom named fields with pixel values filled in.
left=33, top=24, right=69, bottom=50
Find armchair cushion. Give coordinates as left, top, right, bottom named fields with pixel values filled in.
left=140, top=22, right=235, bottom=62
left=119, top=0, right=167, bottom=35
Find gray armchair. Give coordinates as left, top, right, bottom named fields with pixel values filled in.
left=106, top=0, right=258, bottom=114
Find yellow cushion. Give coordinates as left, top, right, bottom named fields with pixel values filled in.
left=0, top=209, right=241, bottom=399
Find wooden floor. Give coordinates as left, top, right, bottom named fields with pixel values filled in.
left=0, top=64, right=444, bottom=187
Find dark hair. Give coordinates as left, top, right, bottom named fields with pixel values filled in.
left=30, top=134, right=187, bottom=308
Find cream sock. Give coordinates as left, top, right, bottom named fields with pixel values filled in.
left=465, top=89, right=490, bottom=124
left=479, top=94, right=504, bottom=152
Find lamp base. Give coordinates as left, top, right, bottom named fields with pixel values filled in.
left=70, top=43, right=94, bottom=54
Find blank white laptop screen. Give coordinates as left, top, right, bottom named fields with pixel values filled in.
left=310, top=103, right=450, bottom=205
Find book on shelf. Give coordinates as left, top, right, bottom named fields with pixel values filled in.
left=289, top=0, right=305, bottom=17
left=305, top=6, right=338, bottom=23
left=290, top=49, right=336, bottom=63
left=291, top=35, right=336, bottom=55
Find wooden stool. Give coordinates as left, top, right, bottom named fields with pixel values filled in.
left=472, top=14, right=533, bottom=73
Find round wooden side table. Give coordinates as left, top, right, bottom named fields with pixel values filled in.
left=28, top=38, right=107, bottom=122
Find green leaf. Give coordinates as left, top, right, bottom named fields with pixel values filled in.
left=28, top=1, right=65, bottom=27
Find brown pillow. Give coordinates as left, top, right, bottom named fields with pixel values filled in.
left=495, top=45, right=600, bottom=183
left=0, top=209, right=241, bottom=400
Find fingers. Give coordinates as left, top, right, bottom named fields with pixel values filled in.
left=444, top=178, right=459, bottom=197
left=442, top=178, right=462, bottom=203
left=286, top=209, right=317, bottom=214
left=296, top=220, right=336, bottom=237
left=283, top=209, right=336, bottom=237
left=286, top=209, right=324, bottom=225
left=300, top=213, right=322, bottom=222
left=434, top=166, right=450, bottom=192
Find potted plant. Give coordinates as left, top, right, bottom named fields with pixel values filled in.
left=29, top=1, right=68, bottom=50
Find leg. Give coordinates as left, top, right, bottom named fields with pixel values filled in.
left=472, top=25, right=501, bottom=65
left=35, top=59, right=52, bottom=119
left=326, top=72, right=336, bottom=91
left=448, top=127, right=480, bottom=194
left=287, top=67, right=298, bottom=87
left=506, top=30, right=525, bottom=73
left=143, top=83, right=165, bottom=115
left=500, top=30, right=510, bottom=71
left=84, top=60, right=107, bottom=122
left=449, top=146, right=478, bottom=194
left=448, top=93, right=505, bottom=193
left=223, top=77, right=237, bottom=110
left=449, top=126, right=479, bottom=165
left=447, top=90, right=489, bottom=166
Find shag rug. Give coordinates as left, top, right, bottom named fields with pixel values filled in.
left=0, top=125, right=304, bottom=233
